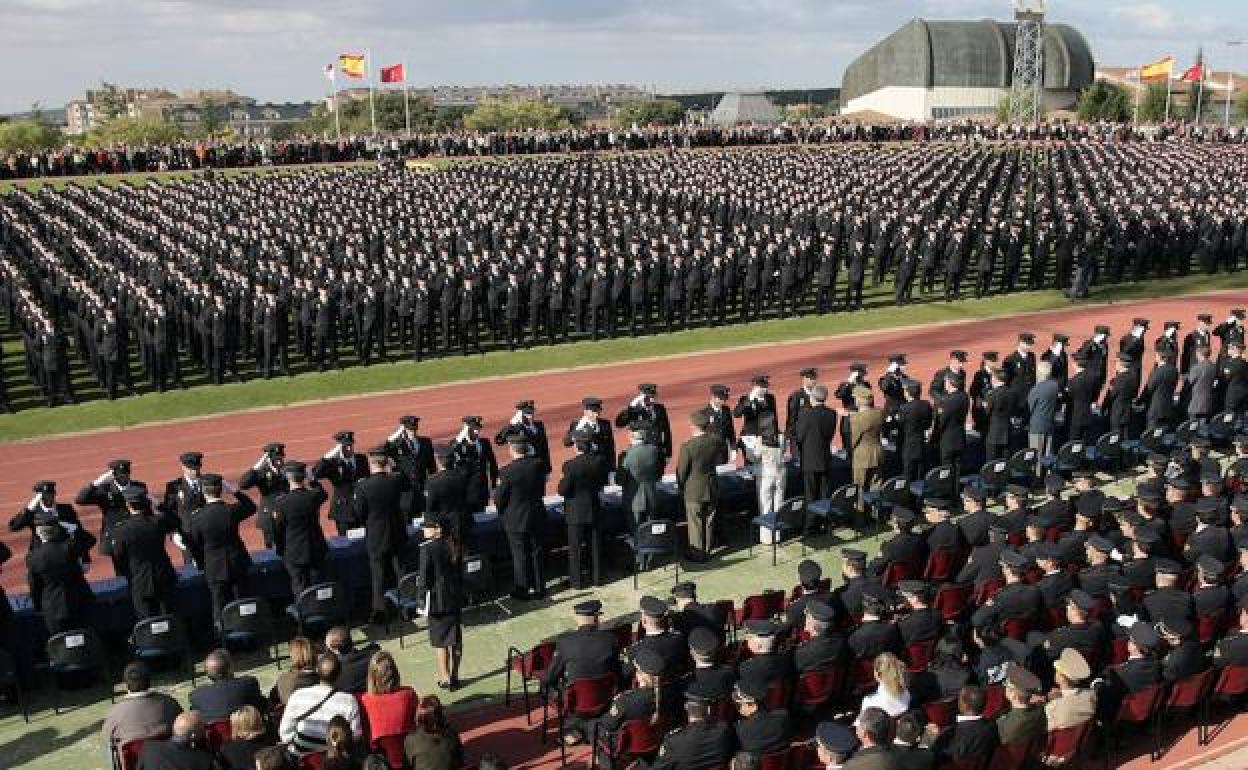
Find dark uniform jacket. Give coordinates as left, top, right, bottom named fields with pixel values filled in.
left=650, top=720, right=736, bottom=770
left=110, top=513, right=177, bottom=601
left=558, top=453, right=610, bottom=526
left=543, top=625, right=621, bottom=687
left=272, top=484, right=330, bottom=566
left=735, top=709, right=792, bottom=756
left=186, top=493, right=257, bottom=584
left=312, top=452, right=370, bottom=530
left=494, top=456, right=547, bottom=534
left=794, top=405, right=839, bottom=471
left=26, top=529, right=94, bottom=630
left=417, top=536, right=462, bottom=615
left=354, top=471, right=410, bottom=557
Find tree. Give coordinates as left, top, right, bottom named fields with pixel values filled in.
left=434, top=106, right=470, bottom=131
left=1138, top=83, right=1171, bottom=123
left=197, top=96, right=227, bottom=137
left=463, top=98, right=575, bottom=132
left=86, top=115, right=182, bottom=147
left=612, top=98, right=686, bottom=128
left=1076, top=81, right=1131, bottom=122
left=0, top=119, right=63, bottom=152
left=996, top=90, right=1047, bottom=123
left=372, top=91, right=436, bottom=133
left=94, top=81, right=128, bottom=123
left=1236, top=90, right=1248, bottom=124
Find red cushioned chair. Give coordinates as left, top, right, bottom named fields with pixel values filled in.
left=923, top=549, right=963, bottom=582
left=736, top=591, right=785, bottom=625
left=1041, top=722, right=1091, bottom=767
left=923, top=697, right=957, bottom=729
left=933, top=583, right=973, bottom=623
left=881, top=561, right=921, bottom=588
left=973, top=578, right=1005, bottom=605
left=1108, top=637, right=1130, bottom=666
left=905, top=639, right=937, bottom=673
left=506, top=639, right=557, bottom=724
left=113, top=733, right=169, bottom=770
left=788, top=579, right=831, bottom=605
left=765, top=680, right=792, bottom=711
left=758, top=747, right=788, bottom=770
left=203, top=719, right=232, bottom=754
left=714, top=599, right=737, bottom=641
left=796, top=668, right=844, bottom=711
left=546, top=672, right=617, bottom=763
left=1197, top=612, right=1228, bottom=645
left=989, top=738, right=1037, bottom=770
left=1002, top=617, right=1031, bottom=641
left=298, top=753, right=325, bottom=770
left=592, top=718, right=666, bottom=770
left=1108, top=683, right=1165, bottom=764
left=1164, top=668, right=1216, bottom=745
left=982, top=685, right=1007, bottom=720
left=849, top=657, right=877, bottom=696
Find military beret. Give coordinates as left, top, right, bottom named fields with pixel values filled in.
left=981, top=351, right=999, bottom=362
left=1197, top=313, right=1213, bottom=323
left=634, top=649, right=665, bottom=676
left=1000, top=550, right=1030, bottom=569
left=179, top=451, right=203, bottom=469
left=797, top=559, right=822, bottom=586
left=1130, top=622, right=1161, bottom=650
left=751, top=374, right=770, bottom=387
left=710, top=384, right=730, bottom=398
left=121, top=485, right=148, bottom=502
left=841, top=548, right=867, bottom=566
left=1133, top=318, right=1150, bottom=328
left=33, top=480, right=56, bottom=494
left=1054, top=648, right=1091, bottom=682
left=1088, top=534, right=1118, bottom=551
left=639, top=383, right=658, bottom=395
left=1067, top=589, right=1097, bottom=613
left=687, top=627, right=719, bottom=656
left=1018, top=332, right=1036, bottom=344
left=283, top=461, right=307, bottom=475
left=334, top=430, right=355, bottom=443
left=671, top=582, right=697, bottom=600
left=640, top=595, right=668, bottom=618
left=733, top=679, right=768, bottom=704
left=807, top=600, right=837, bottom=623
left=109, top=458, right=132, bottom=473
left=1153, top=558, right=1182, bottom=575
left=573, top=600, right=603, bottom=616
left=200, top=473, right=223, bottom=486
left=1163, top=320, right=1180, bottom=330
left=399, top=415, right=420, bottom=427
left=815, top=722, right=858, bottom=755
left=690, top=411, right=711, bottom=429
left=744, top=619, right=779, bottom=638
left=799, top=367, right=817, bottom=379
left=1006, top=664, right=1042, bottom=694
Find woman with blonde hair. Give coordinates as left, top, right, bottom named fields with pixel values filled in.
left=358, top=650, right=418, bottom=741
left=856, top=652, right=911, bottom=723
left=270, top=636, right=318, bottom=705
left=218, top=705, right=274, bottom=770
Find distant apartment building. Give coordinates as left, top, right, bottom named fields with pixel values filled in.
left=65, top=87, right=316, bottom=137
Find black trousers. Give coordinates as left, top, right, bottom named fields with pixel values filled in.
left=987, top=442, right=1009, bottom=462
left=902, top=457, right=924, bottom=483
left=507, top=531, right=543, bottom=594
left=940, top=449, right=962, bottom=473
left=369, top=550, right=405, bottom=615
left=802, top=470, right=829, bottom=503
left=208, top=578, right=244, bottom=628
left=285, top=561, right=323, bottom=599
left=566, top=523, right=601, bottom=589
left=131, top=589, right=171, bottom=622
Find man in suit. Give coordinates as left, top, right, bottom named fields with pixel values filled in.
left=1045, top=648, right=1097, bottom=731
left=846, top=709, right=901, bottom=770
left=355, top=447, right=410, bottom=624
left=110, top=486, right=177, bottom=620
left=849, top=389, right=883, bottom=525
left=1026, top=361, right=1060, bottom=476
left=983, top=367, right=1016, bottom=461
left=185, top=474, right=256, bottom=627
left=794, top=384, right=839, bottom=503
left=325, top=625, right=379, bottom=694
left=494, top=434, right=548, bottom=599
left=542, top=600, right=621, bottom=691
left=924, top=685, right=1000, bottom=762
left=102, top=662, right=183, bottom=759
left=618, top=423, right=664, bottom=535
left=188, top=649, right=265, bottom=721
left=134, top=712, right=215, bottom=770
left=1065, top=353, right=1099, bottom=443
left=312, top=431, right=370, bottom=536
left=677, top=411, right=723, bottom=562
left=238, top=442, right=288, bottom=549
left=559, top=431, right=610, bottom=589
left=896, top=380, right=933, bottom=483
left=996, top=664, right=1047, bottom=746
left=615, top=383, right=674, bottom=461
left=271, top=461, right=329, bottom=598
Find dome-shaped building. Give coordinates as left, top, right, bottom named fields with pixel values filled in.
left=840, top=17, right=1094, bottom=120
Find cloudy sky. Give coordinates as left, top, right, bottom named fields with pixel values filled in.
left=1, top=0, right=1242, bottom=114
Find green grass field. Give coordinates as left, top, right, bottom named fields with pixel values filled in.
left=0, top=160, right=386, bottom=194
left=2, top=271, right=1246, bottom=443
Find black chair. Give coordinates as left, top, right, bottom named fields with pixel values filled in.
left=1138, top=426, right=1169, bottom=455
left=131, top=614, right=196, bottom=687
left=1204, top=411, right=1241, bottom=447
left=630, top=518, right=680, bottom=588
left=220, top=598, right=278, bottom=669
left=751, top=497, right=805, bottom=566
left=977, top=458, right=1010, bottom=497
left=806, top=483, right=857, bottom=530
left=912, top=464, right=956, bottom=504
left=46, top=628, right=110, bottom=714
left=286, top=581, right=348, bottom=639
left=1006, top=447, right=1038, bottom=487
left=383, top=572, right=425, bottom=648
left=1049, top=439, right=1089, bottom=476
left=864, top=476, right=911, bottom=532
left=1092, top=430, right=1124, bottom=473
left=0, top=648, right=28, bottom=722
left=1175, top=418, right=1205, bottom=445
left=462, top=553, right=495, bottom=606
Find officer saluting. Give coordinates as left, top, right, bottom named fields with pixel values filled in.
left=186, top=473, right=256, bottom=628
left=239, top=442, right=289, bottom=549
left=110, top=485, right=177, bottom=620
left=160, top=452, right=206, bottom=549
left=615, top=384, right=673, bottom=461
left=567, top=397, right=617, bottom=472
left=26, top=515, right=96, bottom=634
left=388, top=416, right=437, bottom=521
left=10, top=480, right=86, bottom=551
left=271, top=460, right=329, bottom=598
left=312, top=431, right=370, bottom=536
left=496, top=401, right=552, bottom=477
left=76, top=458, right=145, bottom=576
left=452, top=416, right=500, bottom=518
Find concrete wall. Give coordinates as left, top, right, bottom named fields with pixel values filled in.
left=843, top=86, right=1078, bottom=120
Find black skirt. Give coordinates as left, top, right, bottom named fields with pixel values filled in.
left=428, top=611, right=462, bottom=648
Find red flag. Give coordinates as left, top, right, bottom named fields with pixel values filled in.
left=1180, top=63, right=1208, bottom=82
left=380, top=63, right=405, bottom=84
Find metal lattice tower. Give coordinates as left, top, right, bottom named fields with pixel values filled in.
left=1008, top=0, right=1046, bottom=124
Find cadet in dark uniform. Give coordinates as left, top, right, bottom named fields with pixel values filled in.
left=354, top=446, right=411, bottom=623
left=1100, top=622, right=1164, bottom=719
left=10, top=480, right=85, bottom=549
left=615, top=384, right=674, bottom=461
left=628, top=596, right=689, bottom=680
left=271, top=460, right=329, bottom=598
left=581, top=649, right=677, bottom=764
left=109, top=486, right=177, bottom=620
left=26, top=517, right=96, bottom=634
left=239, top=442, right=289, bottom=549
left=1101, top=354, right=1140, bottom=438
left=542, top=600, right=622, bottom=692
left=1004, top=333, right=1037, bottom=389
left=736, top=620, right=794, bottom=700
left=497, top=401, right=552, bottom=477
left=76, top=458, right=145, bottom=576
left=697, top=385, right=737, bottom=453
left=567, top=397, right=617, bottom=472
left=160, top=452, right=206, bottom=553
left=559, top=432, right=610, bottom=589
left=312, top=431, right=370, bottom=536
left=494, top=433, right=548, bottom=599
left=452, top=415, right=500, bottom=519
left=650, top=696, right=735, bottom=770
left=686, top=627, right=736, bottom=702
left=732, top=679, right=792, bottom=758
left=419, top=513, right=464, bottom=690
left=388, top=416, right=437, bottom=520
left=897, top=580, right=943, bottom=646
left=186, top=474, right=257, bottom=627
left=848, top=590, right=904, bottom=659
left=795, top=600, right=846, bottom=675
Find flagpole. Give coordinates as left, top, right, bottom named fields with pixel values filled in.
left=366, top=47, right=377, bottom=135
left=1164, top=74, right=1173, bottom=123
left=331, top=68, right=341, bottom=139
left=403, top=59, right=411, bottom=137
left=1196, top=62, right=1206, bottom=126
left=1132, top=72, right=1140, bottom=126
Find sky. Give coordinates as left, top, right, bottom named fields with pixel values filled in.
left=0, top=0, right=1243, bottom=114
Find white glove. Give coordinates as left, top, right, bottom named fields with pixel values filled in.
left=455, top=424, right=472, bottom=443
left=749, top=386, right=763, bottom=401
left=253, top=455, right=267, bottom=471
left=1110, top=548, right=1123, bottom=562
left=510, top=410, right=524, bottom=425
left=388, top=426, right=405, bottom=442
left=27, top=493, right=41, bottom=510
left=172, top=533, right=187, bottom=550
left=62, top=521, right=78, bottom=534
left=631, top=393, right=647, bottom=408
left=1116, top=614, right=1138, bottom=629
left=323, top=444, right=341, bottom=460
left=94, top=470, right=114, bottom=485
left=577, top=416, right=594, bottom=432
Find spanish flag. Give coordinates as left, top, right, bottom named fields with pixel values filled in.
left=1139, top=56, right=1174, bottom=82
left=338, top=53, right=367, bottom=80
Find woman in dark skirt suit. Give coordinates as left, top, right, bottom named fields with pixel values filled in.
left=420, top=512, right=464, bottom=690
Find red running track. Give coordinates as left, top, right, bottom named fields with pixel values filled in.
left=1, top=289, right=1245, bottom=591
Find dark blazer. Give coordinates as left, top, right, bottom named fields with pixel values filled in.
left=335, top=642, right=381, bottom=694
left=930, top=717, right=1000, bottom=762
left=843, top=745, right=904, bottom=770
left=136, top=740, right=217, bottom=770
left=188, top=675, right=265, bottom=721
left=935, top=391, right=970, bottom=454
left=109, top=513, right=177, bottom=601
left=650, top=720, right=736, bottom=770
left=354, top=471, right=410, bottom=557
left=1139, top=362, right=1178, bottom=424
left=794, top=404, right=839, bottom=471
left=558, top=453, right=610, bottom=526
left=494, top=456, right=547, bottom=534
left=984, top=386, right=1016, bottom=447
left=418, top=536, right=462, bottom=615
left=896, top=399, right=933, bottom=461
left=218, top=737, right=272, bottom=770
left=186, top=493, right=256, bottom=584
left=272, top=484, right=329, bottom=567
